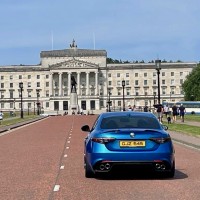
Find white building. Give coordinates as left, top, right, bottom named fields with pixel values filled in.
left=0, top=40, right=197, bottom=114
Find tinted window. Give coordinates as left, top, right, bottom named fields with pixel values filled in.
left=100, top=116, right=160, bottom=129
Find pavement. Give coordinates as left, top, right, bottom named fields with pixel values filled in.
left=0, top=115, right=199, bottom=150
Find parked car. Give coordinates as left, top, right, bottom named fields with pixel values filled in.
left=81, top=111, right=175, bottom=178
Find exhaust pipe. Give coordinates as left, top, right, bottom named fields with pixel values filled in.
left=155, top=163, right=161, bottom=170
left=100, top=164, right=105, bottom=170
left=160, top=164, right=166, bottom=170
left=105, top=163, right=111, bottom=170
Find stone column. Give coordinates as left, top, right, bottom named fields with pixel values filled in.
left=86, top=72, right=89, bottom=95
left=68, top=72, right=71, bottom=95
left=59, top=72, right=62, bottom=96
left=95, top=71, right=98, bottom=95
left=77, top=72, right=80, bottom=95
left=49, top=73, right=53, bottom=97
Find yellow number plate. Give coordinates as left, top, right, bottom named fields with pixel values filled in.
left=120, top=141, right=146, bottom=147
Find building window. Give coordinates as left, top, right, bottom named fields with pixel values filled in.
left=1, top=76, right=4, bottom=80
left=126, top=80, right=130, bottom=86
left=108, top=81, right=112, bottom=86
left=1, top=83, right=4, bottom=88
left=135, top=89, right=139, bottom=96
left=180, top=72, right=183, bottom=76
left=180, top=79, right=183, bottom=84
left=46, top=91, right=49, bottom=97
left=10, top=91, right=14, bottom=98
left=118, top=89, right=121, bottom=95
left=19, top=75, right=22, bottom=79
left=171, top=79, right=175, bottom=85
left=46, top=82, right=49, bottom=87
left=10, top=75, right=13, bottom=80
left=153, top=80, right=156, bottom=85
left=100, top=89, right=103, bottom=95
left=153, top=72, right=157, bottom=77
left=118, top=101, right=121, bottom=107
left=126, top=73, right=129, bottom=77
left=28, top=82, right=31, bottom=88
left=117, top=80, right=121, bottom=86
left=108, top=73, right=111, bottom=78
left=126, top=89, right=130, bottom=96
left=144, top=73, right=147, bottom=77
left=162, top=88, right=166, bottom=95
left=28, top=91, right=31, bottom=97
left=46, top=102, right=49, bottom=108
left=162, top=72, right=165, bottom=76
left=54, top=82, right=58, bottom=87
left=162, top=80, right=165, bottom=85
left=46, top=75, right=49, bottom=79
left=1, top=103, right=4, bottom=109
left=37, top=75, right=40, bottom=79
left=135, top=73, right=138, bottom=77
left=117, top=73, right=120, bottom=78
left=144, top=80, right=147, bottom=85
left=28, top=75, right=31, bottom=79
left=1, top=92, right=4, bottom=99
left=10, top=83, right=13, bottom=88
left=37, top=82, right=40, bottom=87
left=135, top=80, right=138, bottom=85
left=10, top=102, right=14, bottom=109
left=171, top=72, right=174, bottom=76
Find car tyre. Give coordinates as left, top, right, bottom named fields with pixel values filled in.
left=85, top=160, right=94, bottom=178
left=164, top=161, right=175, bottom=178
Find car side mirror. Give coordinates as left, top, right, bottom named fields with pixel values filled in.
left=81, top=125, right=91, bottom=132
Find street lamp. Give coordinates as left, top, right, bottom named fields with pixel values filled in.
left=19, top=82, right=23, bottom=118
left=36, top=89, right=40, bottom=115
left=122, top=80, right=125, bottom=111
left=155, top=59, right=161, bottom=105
left=34, top=102, right=36, bottom=115
left=107, top=91, right=111, bottom=112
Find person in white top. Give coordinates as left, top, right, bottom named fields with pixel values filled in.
left=163, top=104, right=169, bottom=118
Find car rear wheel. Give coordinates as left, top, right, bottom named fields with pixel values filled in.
left=163, top=161, right=175, bottom=178
left=85, top=160, right=94, bottom=178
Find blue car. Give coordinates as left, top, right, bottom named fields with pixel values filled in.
left=81, top=111, right=175, bottom=178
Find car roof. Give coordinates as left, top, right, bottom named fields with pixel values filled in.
left=99, top=111, right=155, bottom=118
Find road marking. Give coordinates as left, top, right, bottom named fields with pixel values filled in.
left=69, top=136, right=71, bottom=139
left=66, top=146, right=69, bottom=149
left=60, top=165, right=65, bottom=169
left=67, top=141, right=70, bottom=143
left=64, top=154, right=68, bottom=157
left=53, top=185, right=60, bottom=192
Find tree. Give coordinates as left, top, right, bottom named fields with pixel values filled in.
left=182, top=63, right=200, bottom=101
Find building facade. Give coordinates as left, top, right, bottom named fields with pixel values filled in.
left=0, top=40, right=197, bottom=114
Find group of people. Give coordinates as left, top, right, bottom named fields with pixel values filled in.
left=156, top=103, right=186, bottom=123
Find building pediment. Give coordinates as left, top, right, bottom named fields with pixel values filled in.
left=49, top=58, right=99, bottom=69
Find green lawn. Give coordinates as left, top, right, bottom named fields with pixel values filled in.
left=164, top=122, right=200, bottom=137
left=184, top=114, right=200, bottom=122
left=0, top=112, right=40, bottom=127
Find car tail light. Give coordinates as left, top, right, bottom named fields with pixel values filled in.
left=91, top=137, right=116, bottom=144
left=149, top=137, right=171, bottom=144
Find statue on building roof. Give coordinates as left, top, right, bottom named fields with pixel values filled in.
left=70, top=39, right=77, bottom=48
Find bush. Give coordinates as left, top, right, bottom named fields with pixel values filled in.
left=191, top=111, right=196, bottom=115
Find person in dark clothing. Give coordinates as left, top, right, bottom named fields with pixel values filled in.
left=179, top=104, right=186, bottom=122
left=172, top=104, right=178, bottom=122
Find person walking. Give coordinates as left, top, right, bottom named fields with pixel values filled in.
left=163, top=104, right=170, bottom=118
left=172, top=104, right=178, bottom=123
left=156, top=104, right=163, bottom=123
left=179, top=104, right=186, bottom=122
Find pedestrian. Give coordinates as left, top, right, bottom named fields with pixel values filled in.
left=128, top=105, right=132, bottom=111
left=156, top=104, right=163, bottom=123
left=179, top=104, right=186, bottom=122
left=0, top=111, right=3, bottom=125
left=163, top=104, right=170, bottom=118
left=172, top=103, right=178, bottom=123
left=144, top=105, right=148, bottom=112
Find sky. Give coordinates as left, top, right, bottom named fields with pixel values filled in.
left=0, top=0, right=200, bottom=65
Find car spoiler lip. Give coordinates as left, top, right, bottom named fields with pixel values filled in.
left=102, top=129, right=163, bottom=134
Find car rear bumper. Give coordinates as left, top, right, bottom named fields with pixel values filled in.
left=87, top=152, right=174, bottom=173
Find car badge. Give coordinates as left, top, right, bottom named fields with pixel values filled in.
left=130, top=132, right=135, bottom=138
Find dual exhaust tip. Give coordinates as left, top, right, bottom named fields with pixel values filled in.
left=155, top=163, right=166, bottom=170
left=99, top=163, right=111, bottom=171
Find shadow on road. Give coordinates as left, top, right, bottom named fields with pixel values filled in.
left=95, top=169, right=188, bottom=180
